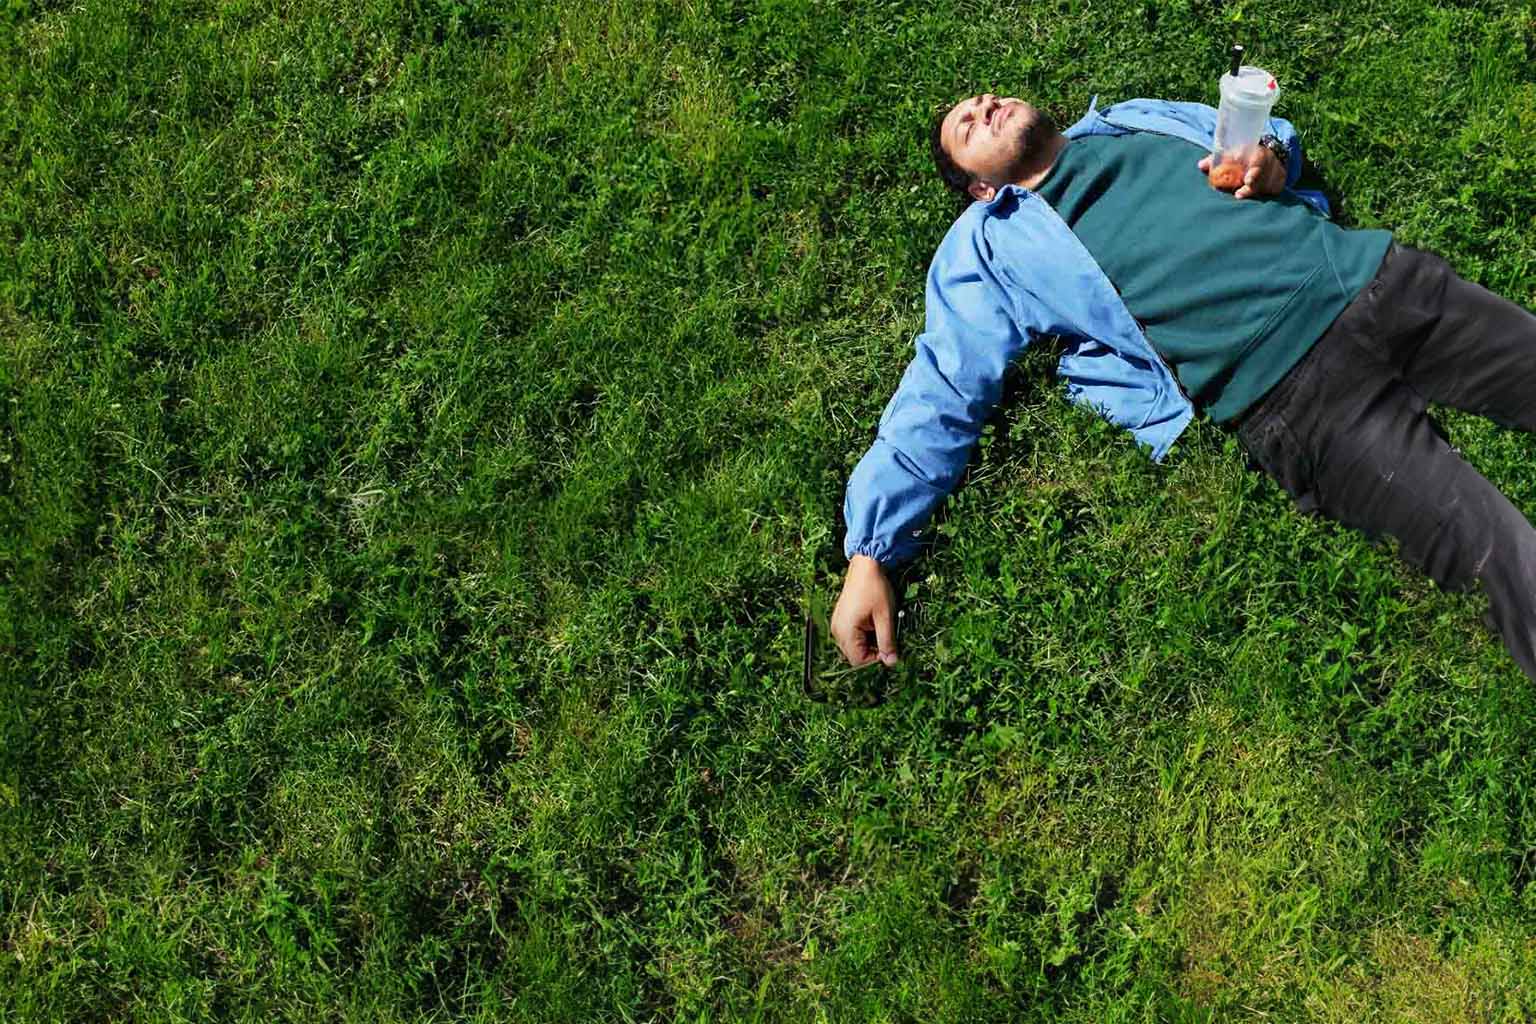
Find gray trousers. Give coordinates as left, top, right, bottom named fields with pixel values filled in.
left=1236, top=242, right=1536, bottom=680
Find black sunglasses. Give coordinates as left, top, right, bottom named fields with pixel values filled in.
left=801, top=590, right=907, bottom=706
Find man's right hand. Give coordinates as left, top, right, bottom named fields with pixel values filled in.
left=831, top=555, right=900, bottom=668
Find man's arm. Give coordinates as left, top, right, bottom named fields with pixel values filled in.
left=835, top=211, right=1040, bottom=665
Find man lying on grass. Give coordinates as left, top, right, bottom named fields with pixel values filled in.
left=832, top=92, right=1536, bottom=680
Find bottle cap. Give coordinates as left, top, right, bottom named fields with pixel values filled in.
left=1223, top=65, right=1280, bottom=105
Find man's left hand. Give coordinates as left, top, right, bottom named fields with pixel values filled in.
left=1197, top=147, right=1287, bottom=200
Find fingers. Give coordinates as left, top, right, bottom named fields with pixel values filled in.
left=833, top=617, right=875, bottom=667
left=832, top=605, right=880, bottom=667
left=833, top=614, right=897, bottom=668
left=830, top=556, right=899, bottom=668
left=830, top=606, right=897, bottom=668
left=1243, top=152, right=1286, bottom=198
left=1207, top=151, right=1280, bottom=197
left=1234, top=164, right=1260, bottom=200
left=873, top=603, right=900, bottom=667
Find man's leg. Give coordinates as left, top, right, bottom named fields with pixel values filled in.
left=1240, top=327, right=1536, bottom=680
left=1367, top=243, right=1536, bottom=432
left=1309, top=388, right=1536, bottom=679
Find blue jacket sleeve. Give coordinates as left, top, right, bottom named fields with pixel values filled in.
left=842, top=213, right=1039, bottom=566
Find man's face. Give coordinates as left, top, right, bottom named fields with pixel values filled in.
left=941, top=93, right=1054, bottom=199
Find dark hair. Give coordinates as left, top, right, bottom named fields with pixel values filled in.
left=929, top=107, right=974, bottom=201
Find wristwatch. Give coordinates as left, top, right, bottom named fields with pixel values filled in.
left=1258, top=133, right=1290, bottom=166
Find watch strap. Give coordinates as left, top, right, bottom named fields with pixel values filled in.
left=1259, top=133, right=1290, bottom=164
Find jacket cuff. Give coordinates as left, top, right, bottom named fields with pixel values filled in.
left=844, top=536, right=921, bottom=567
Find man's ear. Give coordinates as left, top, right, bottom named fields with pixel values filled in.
left=967, top=179, right=996, bottom=202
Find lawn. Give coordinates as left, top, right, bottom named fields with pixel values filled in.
left=4, top=0, right=1536, bottom=1019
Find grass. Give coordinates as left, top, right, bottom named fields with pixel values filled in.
left=4, top=0, right=1536, bottom=1019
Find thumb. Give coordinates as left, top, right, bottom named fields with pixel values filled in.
left=873, top=602, right=899, bottom=667
left=1197, top=155, right=1211, bottom=172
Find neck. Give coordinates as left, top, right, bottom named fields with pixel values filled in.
left=1015, top=134, right=1071, bottom=190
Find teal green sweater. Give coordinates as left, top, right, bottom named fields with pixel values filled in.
left=1033, top=132, right=1391, bottom=421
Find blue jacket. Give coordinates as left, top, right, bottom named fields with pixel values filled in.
left=843, top=96, right=1329, bottom=566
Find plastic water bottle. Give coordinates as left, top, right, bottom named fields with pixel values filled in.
left=1210, top=45, right=1280, bottom=191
